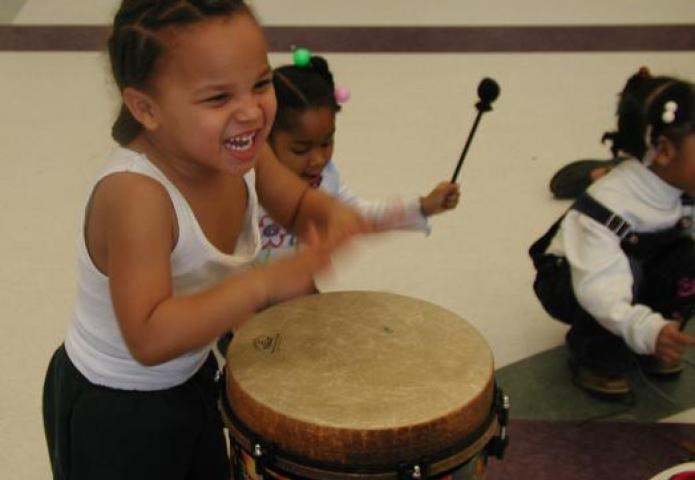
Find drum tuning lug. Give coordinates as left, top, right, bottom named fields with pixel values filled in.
left=214, top=369, right=222, bottom=383
left=253, top=443, right=263, bottom=458
left=398, top=463, right=425, bottom=480
left=488, top=425, right=509, bottom=460
left=252, top=443, right=268, bottom=477
left=503, top=394, right=510, bottom=410
left=412, top=465, right=422, bottom=479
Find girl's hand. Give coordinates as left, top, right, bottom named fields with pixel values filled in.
left=655, top=321, right=695, bottom=364
left=420, top=182, right=460, bottom=216
left=260, top=223, right=336, bottom=306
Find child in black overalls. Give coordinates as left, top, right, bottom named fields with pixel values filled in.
left=530, top=68, right=695, bottom=398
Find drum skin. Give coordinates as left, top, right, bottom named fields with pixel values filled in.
left=225, top=291, right=495, bottom=467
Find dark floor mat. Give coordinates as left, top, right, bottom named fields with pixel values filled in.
left=486, top=420, right=695, bottom=480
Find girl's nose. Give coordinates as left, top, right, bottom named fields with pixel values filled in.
left=308, top=151, right=328, bottom=169
left=234, top=95, right=262, bottom=123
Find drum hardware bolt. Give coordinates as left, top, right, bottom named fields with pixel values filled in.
left=253, top=444, right=263, bottom=458
left=411, top=465, right=422, bottom=479
left=489, top=428, right=509, bottom=460
left=496, top=391, right=510, bottom=426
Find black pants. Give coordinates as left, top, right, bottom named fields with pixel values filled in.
left=533, top=237, right=695, bottom=376
left=43, top=346, right=229, bottom=480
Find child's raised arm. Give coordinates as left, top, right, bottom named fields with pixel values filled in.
left=255, top=143, right=370, bottom=243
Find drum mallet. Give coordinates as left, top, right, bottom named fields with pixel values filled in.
left=450, top=78, right=500, bottom=183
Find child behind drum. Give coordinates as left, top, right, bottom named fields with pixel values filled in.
left=257, top=52, right=461, bottom=263
left=530, top=68, right=695, bottom=398
left=215, top=53, right=462, bottom=356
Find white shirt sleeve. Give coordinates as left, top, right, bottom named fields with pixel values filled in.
left=325, top=163, right=430, bottom=234
left=560, top=210, right=668, bottom=354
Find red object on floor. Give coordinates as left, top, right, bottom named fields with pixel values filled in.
left=670, top=473, right=695, bottom=480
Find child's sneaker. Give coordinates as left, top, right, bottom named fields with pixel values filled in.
left=549, top=157, right=625, bottom=199
left=569, top=360, right=632, bottom=398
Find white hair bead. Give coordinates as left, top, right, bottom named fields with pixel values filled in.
left=662, top=100, right=678, bottom=124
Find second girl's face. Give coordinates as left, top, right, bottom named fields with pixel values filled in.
left=148, top=13, right=276, bottom=176
left=660, top=133, right=695, bottom=195
left=269, top=107, right=336, bottom=186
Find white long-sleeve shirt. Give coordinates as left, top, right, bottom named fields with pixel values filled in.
left=546, top=158, right=693, bottom=355
left=257, top=161, right=430, bottom=263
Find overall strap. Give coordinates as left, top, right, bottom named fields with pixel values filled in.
left=573, top=193, right=693, bottom=258
left=572, top=194, right=633, bottom=240
left=530, top=193, right=692, bottom=266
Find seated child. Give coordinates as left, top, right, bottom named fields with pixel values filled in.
left=530, top=68, right=695, bottom=398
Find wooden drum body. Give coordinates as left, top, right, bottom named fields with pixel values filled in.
left=222, top=291, right=508, bottom=479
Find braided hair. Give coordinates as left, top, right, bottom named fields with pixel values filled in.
left=602, top=68, right=695, bottom=160
left=271, top=55, right=341, bottom=136
left=108, top=0, right=250, bottom=146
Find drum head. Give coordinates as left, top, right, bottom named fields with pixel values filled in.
left=226, top=291, right=495, bottom=467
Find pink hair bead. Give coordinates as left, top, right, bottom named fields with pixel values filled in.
left=334, top=86, right=351, bottom=104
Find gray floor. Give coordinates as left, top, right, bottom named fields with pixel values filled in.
left=497, top=328, right=695, bottom=422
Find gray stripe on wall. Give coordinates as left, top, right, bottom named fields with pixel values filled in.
left=0, top=25, right=694, bottom=52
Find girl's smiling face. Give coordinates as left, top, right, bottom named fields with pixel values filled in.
left=269, top=106, right=336, bottom=186
left=137, top=13, right=276, bottom=177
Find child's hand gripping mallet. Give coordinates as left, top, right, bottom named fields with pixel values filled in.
left=451, top=78, right=500, bottom=183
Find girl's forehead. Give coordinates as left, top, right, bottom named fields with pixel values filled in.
left=158, top=14, right=268, bottom=85
left=287, top=107, right=336, bottom=135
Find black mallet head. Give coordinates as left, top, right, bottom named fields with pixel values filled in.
left=476, top=78, right=500, bottom=112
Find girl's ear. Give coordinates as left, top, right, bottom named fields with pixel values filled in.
left=122, top=87, right=160, bottom=132
left=652, top=135, right=678, bottom=167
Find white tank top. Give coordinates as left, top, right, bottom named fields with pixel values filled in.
left=65, top=147, right=261, bottom=390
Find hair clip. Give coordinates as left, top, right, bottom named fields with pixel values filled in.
left=292, top=47, right=312, bottom=68
left=334, top=86, right=351, bottom=104
left=662, top=100, right=678, bottom=124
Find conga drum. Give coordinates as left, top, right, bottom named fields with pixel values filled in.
left=221, top=291, right=509, bottom=479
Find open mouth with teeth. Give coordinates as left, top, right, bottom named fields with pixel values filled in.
left=303, top=174, right=323, bottom=187
left=223, top=131, right=258, bottom=160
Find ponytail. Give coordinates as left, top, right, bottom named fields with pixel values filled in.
left=272, top=54, right=341, bottom=134
left=602, top=68, right=695, bottom=160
